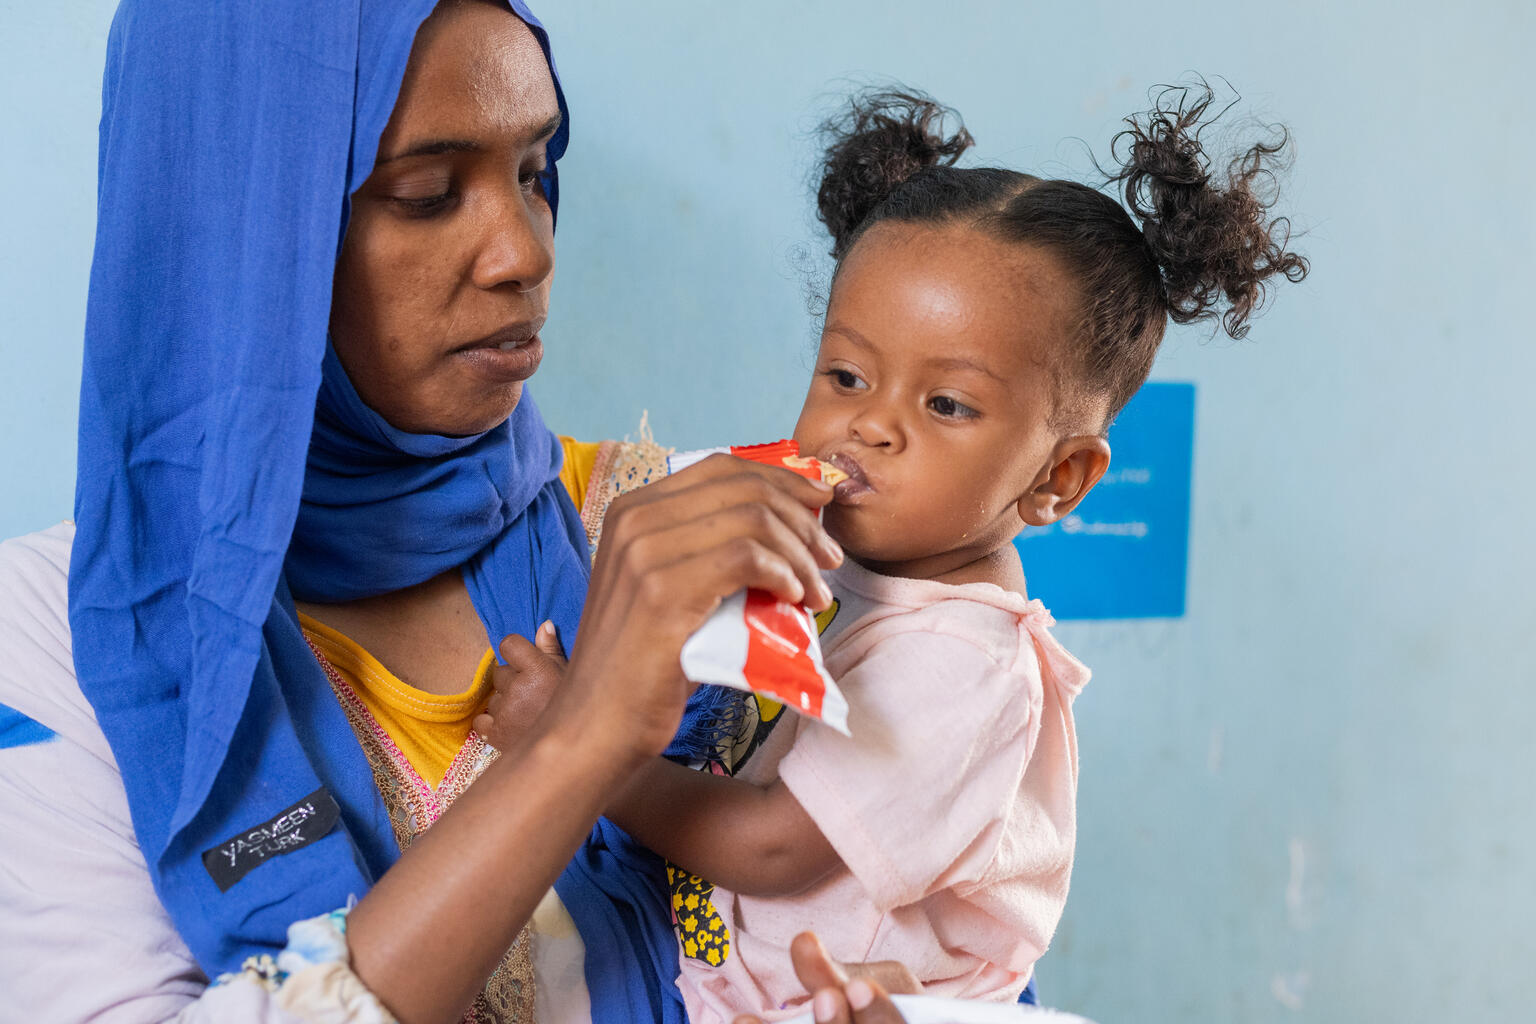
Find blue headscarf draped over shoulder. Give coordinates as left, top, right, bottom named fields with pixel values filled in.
left=71, top=2, right=692, bottom=1018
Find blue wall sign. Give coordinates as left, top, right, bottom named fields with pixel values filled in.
left=1015, top=382, right=1195, bottom=620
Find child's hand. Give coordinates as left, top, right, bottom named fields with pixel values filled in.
left=732, top=932, right=919, bottom=1024
left=472, top=621, right=567, bottom=752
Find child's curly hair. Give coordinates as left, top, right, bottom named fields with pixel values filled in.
left=816, top=83, right=1309, bottom=426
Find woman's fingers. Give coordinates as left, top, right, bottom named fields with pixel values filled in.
left=596, top=461, right=844, bottom=613
left=614, top=503, right=833, bottom=610
left=604, top=459, right=841, bottom=573
left=659, top=535, right=823, bottom=618
left=619, top=452, right=833, bottom=512
left=609, top=492, right=840, bottom=594
left=554, top=454, right=843, bottom=763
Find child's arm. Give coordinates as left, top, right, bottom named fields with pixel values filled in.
left=473, top=626, right=843, bottom=897
left=606, top=757, right=844, bottom=898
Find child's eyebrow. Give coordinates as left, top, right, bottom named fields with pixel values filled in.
left=824, top=324, right=874, bottom=351
left=827, top=324, right=1006, bottom=384
left=926, top=355, right=1006, bottom=384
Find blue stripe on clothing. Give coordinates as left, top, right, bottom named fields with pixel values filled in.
left=0, top=704, right=56, bottom=748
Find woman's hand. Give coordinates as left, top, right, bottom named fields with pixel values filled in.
left=472, top=622, right=566, bottom=752
left=548, top=454, right=843, bottom=762
left=733, top=933, right=921, bottom=1024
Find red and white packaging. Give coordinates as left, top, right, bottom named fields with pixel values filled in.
left=668, top=440, right=851, bottom=735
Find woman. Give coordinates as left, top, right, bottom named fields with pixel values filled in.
left=0, top=1, right=912, bottom=1021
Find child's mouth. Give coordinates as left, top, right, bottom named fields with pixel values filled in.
left=827, top=453, right=873, bottom=502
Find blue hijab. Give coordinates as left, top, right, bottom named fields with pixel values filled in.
left=71, top=2, right=692, bottom=1018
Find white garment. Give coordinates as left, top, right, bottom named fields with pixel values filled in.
left=0, top=523, right=591, bottom=1023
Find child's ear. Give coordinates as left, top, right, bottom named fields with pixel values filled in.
left=1017, top=436, right=1111, bottom=528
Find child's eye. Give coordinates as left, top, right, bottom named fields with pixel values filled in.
left=826, top=368, right=866, bottom=391
left=929, top=395, right=978, bottom=419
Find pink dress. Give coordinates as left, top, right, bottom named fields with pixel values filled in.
left=676, top=558, right=1091, bottom=1024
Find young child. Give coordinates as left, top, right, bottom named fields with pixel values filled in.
left=484, top=85, right=1306, bottom=1021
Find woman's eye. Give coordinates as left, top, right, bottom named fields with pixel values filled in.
left=519, top=157, right=550, bottom=194
left=391, top=191, right=457, bottom=217
left=929, top=395, right=977, bottom=419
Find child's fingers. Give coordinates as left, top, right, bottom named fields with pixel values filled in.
left=499, top=628, right=569, bottom=671
left=471, top=711, right=495, bottom=737
left=486, top=634, right=564, bottom=744
left=799, top=978, right=902, bottom=1024
left=534, top=620, right=566, bottom=662
left=842, top=960, right=922, bottom=996
left=786, top=933, right=909, bottom=1023
left=498, top=632, right=537, bottom=668
left=841, top=978, right=904, bottom=1023
left=496, top=632, right=555, bottom=672
left=788, top=933, right=848, bottom=992
left=809, top=988, right=851, bottom=1024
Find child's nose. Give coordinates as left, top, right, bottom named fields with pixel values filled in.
left=849, top=404, right=903, bottom=451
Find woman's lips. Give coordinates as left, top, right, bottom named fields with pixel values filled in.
left=827, top=452, right=873, bottom=503
left=454, top=320, right=545, bottom=384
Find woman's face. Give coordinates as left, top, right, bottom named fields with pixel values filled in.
left=331, top=1, right=561, bottom=436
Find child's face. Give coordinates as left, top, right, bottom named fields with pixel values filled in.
left=793, top=221, right=1098, bottom=581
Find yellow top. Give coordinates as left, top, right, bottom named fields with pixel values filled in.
left=557, top=436, right=602, bottom=514
left=301, top=613, right=495, bottom=788
left=297, top=436, right=598, bottom=788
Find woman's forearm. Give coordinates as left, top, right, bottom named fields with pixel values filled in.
left=345, top=697, right=636, bottom=1024
left=344, top=458, right=843, bottom=1022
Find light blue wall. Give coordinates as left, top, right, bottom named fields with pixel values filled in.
left=4, top=1, right=1533, bottom=1021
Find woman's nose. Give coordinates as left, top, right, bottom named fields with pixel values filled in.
left=470, top=190, right=554, bottom=292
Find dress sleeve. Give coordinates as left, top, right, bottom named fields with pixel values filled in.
left=0, top=527, right=393, bottom=1023
left=775, top=625, right=1044, bottom=912
left=569, top=437, right=674, bottom=553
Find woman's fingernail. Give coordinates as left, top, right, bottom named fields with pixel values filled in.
left=816, top=579, right=834, bottom=606
left=813, top=989, right=839, bottom=1023
left=846, top=980, right=874, bottom=1011
left=539, top=620, right=553, bottom=635
left=820, top=534, right=843, bottom=564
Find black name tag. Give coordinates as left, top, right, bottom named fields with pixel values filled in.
left=201, top=787, right=341, bottom=892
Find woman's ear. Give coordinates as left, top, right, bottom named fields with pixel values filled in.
left=1017, top=436, right=1111, bottom=527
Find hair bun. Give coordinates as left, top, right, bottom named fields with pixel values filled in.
left=816, top=90, right=975, bottom=259
left=1109, top=83, right=1308, bottom=338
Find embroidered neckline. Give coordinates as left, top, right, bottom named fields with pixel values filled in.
left=304, top=636, right=536, bottom=1022
left=305, top=636, right=491, bottom=820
